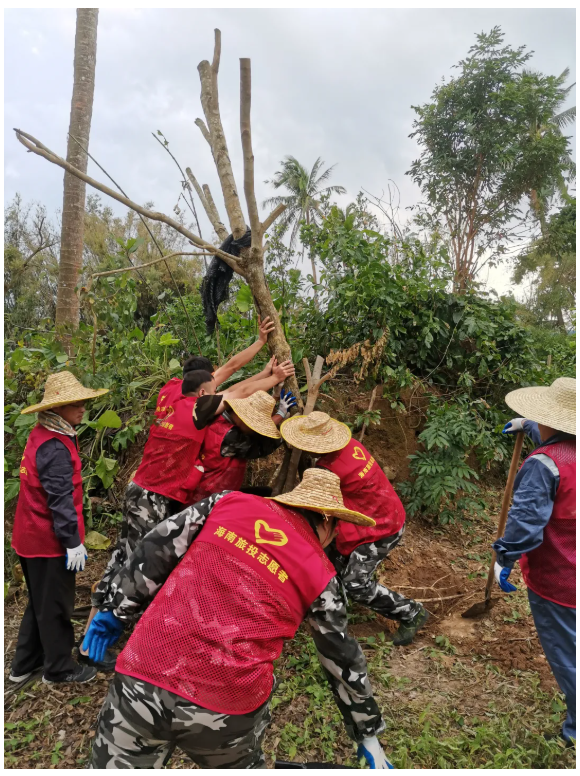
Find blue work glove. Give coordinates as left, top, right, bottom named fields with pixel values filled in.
left=494, top=561, right=517, bottom=593
left=82, top=610, right=125, bottom=663
left=275, top=388, right=298, bottom=419
left=502, top=418, right=526, bottom=435
left=357, top=737, right=394, bottom=769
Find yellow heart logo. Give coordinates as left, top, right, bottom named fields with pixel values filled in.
left=255, top=520, right=288, bottom=546
left=352, top=446, right=367, bottom=461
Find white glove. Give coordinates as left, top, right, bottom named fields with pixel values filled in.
left=66, top=544, right=88, bottom=572
left=357, top=736, right=394, bottom=769
left=502, top=418, right=526, bottom=434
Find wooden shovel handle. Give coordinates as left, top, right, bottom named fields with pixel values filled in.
left=484, top=431, right=525, bottom=600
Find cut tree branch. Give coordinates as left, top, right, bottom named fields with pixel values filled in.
left=261, top=204, right=286, bottom=237
left=240, top=58, right=260, bottom=248
left=89, top=251, right=213, bottom=284
left=14, top=129, right=244, bottom=275
left=197, top=29, right=246, bottom=238
left=185, top=167, right=228, bottom=242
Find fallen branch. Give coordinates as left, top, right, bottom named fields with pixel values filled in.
left=416, top=593, right=468, bottom=603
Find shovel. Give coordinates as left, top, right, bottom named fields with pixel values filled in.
left=462, top=430, right=525, bottom=618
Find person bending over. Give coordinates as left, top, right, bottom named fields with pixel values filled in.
left=83, top=469, right=393, bottom=769
left=281, top=411, right=428, bottom=646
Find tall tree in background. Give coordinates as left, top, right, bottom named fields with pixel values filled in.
left=513, top=199, right=576, bottom=329
left=408, top=27, right=573, bottom=293
left=520, top=67, right=576, bottom=233
left=263, top=156, right=346, bottom=292
left=56, top=8, right=98, bottom=344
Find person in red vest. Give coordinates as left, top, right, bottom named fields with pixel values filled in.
left=281, top=412, right=428, bottom=647
left=494, top=377, right=576, bottom=745
left=188, top=388, right=297, bottom=500
left=83, top=469, right=394, bottom=769
left=9, top=372, right=109, bottom=685
left=156, top=315, right=276, bottom=408
left=86, top=360, right=295, bottom=656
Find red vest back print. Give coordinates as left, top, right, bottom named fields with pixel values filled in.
left=318, top=438, right=406, bottom=555
left=519, top=440, right=576, bottom=608
left=12, top=425, right=85, bottom=558
left=115, top=492, right=336, bottom=714
left=154, top=378, right=183, bottom=416
left=190, top=415, right=247, bottom=501
left=133, top=393, right=206, bottom=504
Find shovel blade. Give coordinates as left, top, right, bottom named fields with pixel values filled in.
left=461, top=596, right=496, bottom=619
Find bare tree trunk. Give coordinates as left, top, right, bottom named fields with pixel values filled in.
left=55, top=9, right=98, bottom=347
left=306, top=210, right=320, bottom=308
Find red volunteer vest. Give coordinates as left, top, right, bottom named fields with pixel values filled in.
left=133, top=394, right=206, bottom=504
left=116, top=492, right=336, bottom=714
left=519, top=440, right=576, bottom=608
left=154, top=378, right=183, bottom=414
left=190, top=415, right=247, bottom=502
left=12, top=426, right=85, bottom=558
left=318, top=438, right=406, bottom=555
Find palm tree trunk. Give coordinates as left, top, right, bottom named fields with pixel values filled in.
left=306, top=210, right=319, bottom=308
left=55, top=9, right=98, bottom=348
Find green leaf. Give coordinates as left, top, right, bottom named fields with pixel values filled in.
left=236, top=284, right=253, bottom=313
left=169, top=358, right=181, bottom=372
left=95, top=454, right=119, bottom=490
left=56, top=354, right=69, bottom=364
left=129, top=327, right=144, bottom=341
left=96, top=410, right=122, bottom=429
left=159, top=332, right=179, bottom=346
left=4, top=479, right=20, bottom=504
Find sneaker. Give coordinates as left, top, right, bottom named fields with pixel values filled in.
left=9, top=670, right=33, bottom=683
left=8, top=663, right=44, bottom=683
left=78, top=648, right=117, bottom=673
left=42, top=663, right=97, bottom=684
left=391, top=607, right=429, bottom=647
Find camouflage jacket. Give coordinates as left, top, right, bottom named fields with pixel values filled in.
left=104, top=492, right=385, bottom=742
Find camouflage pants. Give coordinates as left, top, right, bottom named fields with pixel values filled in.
left=329, top=529, right=422, bottom=622
left=91, top=483, right=173, bottom=608
left=89, top=673, right=271, bottom=769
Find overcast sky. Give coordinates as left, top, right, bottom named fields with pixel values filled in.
left=4, top=8, right=576, bottom=295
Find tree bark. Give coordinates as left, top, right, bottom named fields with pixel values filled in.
left=197, top=30, right=246, bottom=239
left=56, top=8, right=98, bottom=344
left=282, top=355, right=326, bottom=493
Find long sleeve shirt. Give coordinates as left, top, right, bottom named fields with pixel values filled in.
left=104, top=492, right=384, bottom=742
left=36, top=438, right=81, bottom=549
left=493, top=421, right=562, bottom=570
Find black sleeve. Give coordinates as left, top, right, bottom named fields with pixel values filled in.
left=222, top=429, right=282, bottom=460
left=36, top=439, right=81, bottom=550
left=193, top=394, right=224, bottom=430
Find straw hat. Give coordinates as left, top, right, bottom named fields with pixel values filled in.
left=280, top=411, right=351, bottom=454
left=505, top=377, right=576, bottom=436
left=225, top=390, right=281, bottom=439
left=21, top=371, right=109, bottom=415
left=270, top=468, right=375, bottom=526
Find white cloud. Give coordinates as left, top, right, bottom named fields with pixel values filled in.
left=4, top=7, right=576, bottom=295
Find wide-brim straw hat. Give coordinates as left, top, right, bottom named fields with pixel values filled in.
left=225, top=390, right=281, bottom=439
left=505, top=377, right=576, bottom=436
left=21, top=371, right=109, bottom=415
left=280, top=411, right=351, bottom=454
left=270, top=468, right=375, bottom=526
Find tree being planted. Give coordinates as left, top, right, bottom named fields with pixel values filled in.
left=15, top=29, right=297, bottom=395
